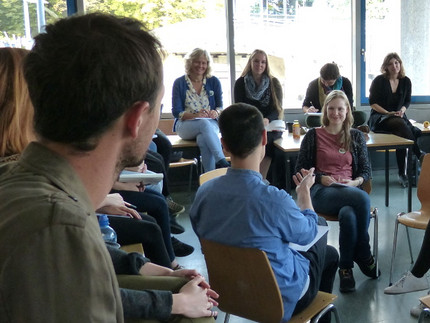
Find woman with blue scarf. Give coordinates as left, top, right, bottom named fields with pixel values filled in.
left=234, top=49, right=283, bottom=179
left=172, top=48, right=229, bottom=172
left=302, top=63, right=353, bottom=114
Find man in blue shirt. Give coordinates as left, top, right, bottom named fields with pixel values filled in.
left=190, top=103, right=338, bottom=322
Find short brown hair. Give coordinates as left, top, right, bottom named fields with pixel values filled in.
left=24, top=13, right=164, bottom=151
left=320, top=63, right=340, bottom=81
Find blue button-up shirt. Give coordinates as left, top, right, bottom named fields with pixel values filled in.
left=190, top=168, right=318, bottom=321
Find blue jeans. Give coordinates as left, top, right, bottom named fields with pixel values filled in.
left=310, top=184, right=371, bottom=269
left=176, top=118, right=225, bottom=172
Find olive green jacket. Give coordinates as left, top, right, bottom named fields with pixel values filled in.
left=0, top=142, right=123, bottom=322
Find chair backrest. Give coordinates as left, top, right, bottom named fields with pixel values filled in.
left=418, top=154, right=430, bottom=212
left=199, top=167, right=228, bottom=186
left=362, top=179, right=372, bottom=195
left=200, top=239, right=284, bottom=323
left=158, top=119, right=175, bottom=135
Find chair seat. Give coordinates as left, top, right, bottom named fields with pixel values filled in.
left=288, top=291, right=337, bottom=323
left=318, top=213, right=338, bottom=222
left=398, top=210, right=430, bottom=229
left=169, top=157, right=197, bottom=168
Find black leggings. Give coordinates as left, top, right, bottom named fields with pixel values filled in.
left=411, top=220, right=430, bottom=278
left=108, top=215, right=171, bottom=268
left=375, top=116, right=421, bottom=175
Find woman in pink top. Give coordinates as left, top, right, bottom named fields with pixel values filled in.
left=296, top=90, right=378, bottom=293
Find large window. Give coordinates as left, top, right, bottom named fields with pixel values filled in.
left=233, top=0, right=352, bottom=109
left=3, top=0, right=429, bottom=109
left=362, top=0, right=430, bottom=104
left=0, top=0, right=66, bottom=48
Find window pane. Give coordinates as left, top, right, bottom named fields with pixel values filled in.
left=365, top=0, right=430, bottom=100
left=234, top=0, right=352, bottom=109
left=84, top=1, right=227, bottom=111
left=0, top=0, right=66, bottom=48
left=150, top=1, right=228, bottom=111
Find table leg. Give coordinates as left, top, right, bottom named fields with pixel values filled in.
left=285, top=157, right=292, bottom=194
left=385, top=149, right=389, bottom=207
left=407, top=148, right=412, bottom=212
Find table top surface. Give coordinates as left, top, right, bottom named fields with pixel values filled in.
left=167, top=134, right=198, bottom=148
left=413, top=122, right=430, bottom=133
left=274, top=131, right=414, bottom=153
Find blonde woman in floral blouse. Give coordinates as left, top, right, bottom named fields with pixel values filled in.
left=172, top=48, right=229, bottom=172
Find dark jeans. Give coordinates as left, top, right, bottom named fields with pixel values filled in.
left=293, top=217, right=339, bottom=319
left=108, top=214, right=171, bottom=268
left=111, top=188, right=175, bottom=263
left=311, top=184, right=371, bottom=269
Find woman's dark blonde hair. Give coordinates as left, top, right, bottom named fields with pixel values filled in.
left=381, top=52, right=405, bottom=78
left=240, top=49, right=282, bottom=119
left=184, top=48, right=212, bottom=78
left=0, top=47, right=34, bottom=157
left=321, top=90, right=353, bottom=151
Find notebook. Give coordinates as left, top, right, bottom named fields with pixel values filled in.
left=118, top=170, right=163, bottom=184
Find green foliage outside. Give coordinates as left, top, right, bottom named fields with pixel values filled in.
left=0, top=0, right=207, bottom=43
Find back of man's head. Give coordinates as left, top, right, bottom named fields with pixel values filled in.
left=24, top=13, right=164, bottom=151
left=219, top=103, right=264, bottom=159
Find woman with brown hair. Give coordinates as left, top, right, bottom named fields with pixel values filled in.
left=234, top=49, right=283, bottom=179
left=368, top=52, right=424, bottom=188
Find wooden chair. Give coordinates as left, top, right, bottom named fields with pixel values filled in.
left=120, top=243, right=144, bottom=255
left=200, top=239, right=340, bottom=323
left=418, top=294, right=430, bottom=323
left=317, top=180, right=379, bottom=277
left=198, top=167, right=228, bottom=186
left=388, top=154, right=430, bottom=285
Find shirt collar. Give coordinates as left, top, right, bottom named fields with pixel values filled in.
left=227, top=167, right=263, bottom=180
left=19, top=142, right=94, bottom=215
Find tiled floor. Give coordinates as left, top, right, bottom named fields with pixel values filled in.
left=170, top=169, right=429, bottom=323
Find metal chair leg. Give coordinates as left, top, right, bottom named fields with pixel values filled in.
left=418, top=307, right=430, bottom=323
left=405, top=226, right=414, bottom=264
left=373, top=208, right=379, bottom=277
left=389, top=217, right=400, bottom=286
left=312, top=304, right=340, bottom=323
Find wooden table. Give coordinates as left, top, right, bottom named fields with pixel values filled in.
left=274, top=132, right=415, bottom=211
left=412, top=122, right=430, bottom=135
left=166, top=134, right=198, bottom=148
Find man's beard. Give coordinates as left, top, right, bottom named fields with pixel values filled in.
left=116, top=140, right=146, bottom=172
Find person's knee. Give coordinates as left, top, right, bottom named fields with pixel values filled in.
left=326, top=245, right=339, bottom=267
left=317, top=216, right=328, bottom=226
left=197, top=119, right=213, bottom=131
left=338, top=206, right=355, bottom=225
